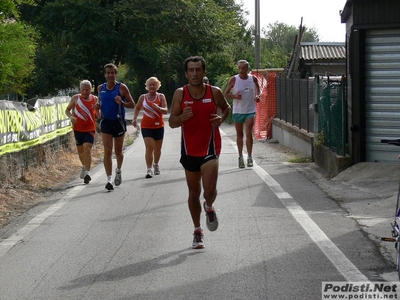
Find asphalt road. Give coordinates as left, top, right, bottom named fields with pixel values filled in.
left=0, top=116, right=394, bottom=299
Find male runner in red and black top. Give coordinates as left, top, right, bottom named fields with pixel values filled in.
left=169, top=56, right=231, bottom=249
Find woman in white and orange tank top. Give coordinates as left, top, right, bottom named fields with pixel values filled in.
left=132, top=77, right=168, bottom=178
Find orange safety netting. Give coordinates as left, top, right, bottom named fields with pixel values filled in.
left=251, top=71, right=278, bottom=140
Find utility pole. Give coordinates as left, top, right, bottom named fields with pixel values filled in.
left=254, top=0, right=261, bottom=69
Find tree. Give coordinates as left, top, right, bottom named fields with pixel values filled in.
left=0, top=21, right=36, bottom=95
left=260, top=21, right=319, bottom=68
left=19, top=0, right=120, bottom=96
left=115, top=0, right=253, bottom=99
left=0, top=0, right=35, bottom=18
left=0, top=0, right=37, bottom=96
left=18, top=0, right=254, bottom=99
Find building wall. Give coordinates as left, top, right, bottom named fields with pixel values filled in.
left=309, top=64, right=345, bottom=77
left=341, top=0, right=400, bottom=164
left=352, top=0, right=400, bottom=25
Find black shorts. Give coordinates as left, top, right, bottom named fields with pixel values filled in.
left=100, top=118, right=126, bottom=137
left=180, top=154, right=219, bottom=172
left=141, top=127, right=164, bottom=141
left=74, top=131, right=95, bottom=146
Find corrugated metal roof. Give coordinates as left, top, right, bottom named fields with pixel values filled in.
left=300, top=42, right=346, bottom=60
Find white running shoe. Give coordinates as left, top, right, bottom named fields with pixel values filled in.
left=154, top=164, right=160, bottom=175
left=114, top=169, right=122, bottom=186
left=80, top=166, right=85, bottom=179
left=203, top=201, right=219, bottom=231
left=192, top=230, right=205, bottom=249
left=238, top=156, right=245, bottom=168
left=145, top=168, right=153, bottom=179
left=247, top=156, right=254, bottom=167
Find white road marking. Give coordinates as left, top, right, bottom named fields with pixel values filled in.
left=0, top=128, right=369, bottom=282
left=222, top=130, right=368, bottom=281
left=0, top=171, right=102, bottom=258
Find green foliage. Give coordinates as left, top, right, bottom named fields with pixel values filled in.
left=260, top=21, right=319, bottom=69
left=0, top=0, right=37, bottom=95
left=205, top=52, right=236, bottom=85
left=0, top=22, right=36, bottom=94
left=288, top=156, right=313, bottom=163
left=16, top=0, right=253, bottom=98
left=7, top=0, right=320, bottom=99
left=22, top=0, right=120, bottom=96
left=315, top=131, right=325, bottom=147
left=0, top=0, right=36, bottom=20
left=119, top=0, right=252, bottom=100
left=0, top=0, right=16, bottom=20
left=302, top=26, right=320, bottom=43
left=214, top=73, right=234, bottom=123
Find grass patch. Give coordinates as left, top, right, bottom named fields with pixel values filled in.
left=125, top=134, right=134, bottom=146
left=288, top=156, right=313, bottom=163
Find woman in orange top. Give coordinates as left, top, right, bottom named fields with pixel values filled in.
left=65, top=80, right=100, bottom=184
left=132, top=77, right=168, bottom=178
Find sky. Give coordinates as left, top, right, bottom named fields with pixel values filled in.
left=238, top=0, right=347, bottom=42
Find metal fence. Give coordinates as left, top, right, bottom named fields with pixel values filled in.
left=0, top=133, right=75, bottom=182
left=276, top=76, right=315, bottom=133
left=316, top=77, right=347, bottom=156
left=276, top=75, right=347, bottom=156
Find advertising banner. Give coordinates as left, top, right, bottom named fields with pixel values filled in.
left=0, top=97, right=72, bottom=155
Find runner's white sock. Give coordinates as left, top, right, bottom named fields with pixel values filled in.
left=204, top=203, right=212, bottom=211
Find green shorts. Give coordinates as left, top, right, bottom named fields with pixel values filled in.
left=232, top=113, right=255, bottom=123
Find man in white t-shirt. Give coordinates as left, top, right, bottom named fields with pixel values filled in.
left=224, top=60, right=261, bottom=168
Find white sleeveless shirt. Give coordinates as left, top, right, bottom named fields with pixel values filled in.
left=232, top=74, right=256, bottom=114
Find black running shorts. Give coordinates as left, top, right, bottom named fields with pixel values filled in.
left=180, top=154, right=218, bottom=172
left=100, top=118, right=126, bottom=137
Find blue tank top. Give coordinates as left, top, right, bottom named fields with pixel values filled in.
left=100, top=82, right=125, bottom=121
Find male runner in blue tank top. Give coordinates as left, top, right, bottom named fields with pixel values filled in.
left=98, top=63, right=136, bottom=191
